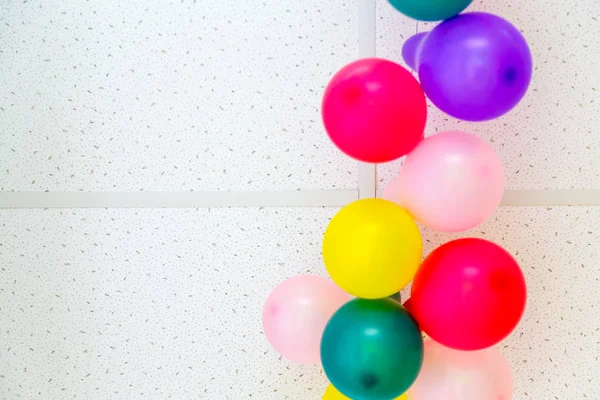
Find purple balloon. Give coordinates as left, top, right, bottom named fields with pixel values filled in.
left=402, top=32, right=427, bottom=71
left=407, top=12, right=532, bottom=122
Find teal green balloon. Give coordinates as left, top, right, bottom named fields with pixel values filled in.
left=387, top=0, right=473, bottom=22
left=321, top=298, right=423, bottom=399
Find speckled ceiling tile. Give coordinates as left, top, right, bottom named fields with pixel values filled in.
left=376, top=0, right=600, bottom=190
left=0, top=0, right=358, bottom=192
left=1, top=207, right=599, bottom=399
left=0, top=208, right=336, bottom=400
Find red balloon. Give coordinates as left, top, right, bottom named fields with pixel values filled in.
left=409, top=238, right=526, bottom=351
left=322, top=58, right=427, bottom=163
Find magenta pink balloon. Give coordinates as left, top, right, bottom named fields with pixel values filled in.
left=408, top=340, right=513, bottom=400
left=262, top=275, right=350, bottom=364
left=384, top=131, right=504, bottom=232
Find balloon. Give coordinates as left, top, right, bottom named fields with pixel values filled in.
left=382, top=173, right=403, bottom=203
left=322, top=199, right=422, bottom=299
left=384, top=131, right=504, bottom=232
left=410, top=238, right=527, bottom=350
left=408, top=340, right=513, bottom=400
left=401, top=32, right=427, bottom=71
left=262, top=275, right=350, bottom=364
left=322, top=58, right=427, bottom=163
left=323, top=383, right=408, bottom=400
left=388, top=0, right=472, bottom=22
left=321, top=298, right=423, bottom=399
left=403, top=13, right=532, bottom=121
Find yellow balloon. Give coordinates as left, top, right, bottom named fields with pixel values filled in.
left=322, top=199, right=422, bottom=299
left=322, top=384, right=348, bottom=400
left=323, top=384, right=409, bottom=399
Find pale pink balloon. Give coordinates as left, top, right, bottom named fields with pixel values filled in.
left=408, top=340, right=513, bottom=400
left=382, top=173, right=404, bottom=204
left=385, top=131, right=504, bottom=232
left=262, top=275, right=350, bottom=364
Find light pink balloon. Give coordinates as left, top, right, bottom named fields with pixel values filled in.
left=408, top=340, right=513, bottom=400
left=262, top=275, right=350, bottom=364
left=384, top=131, right=504, bottom=232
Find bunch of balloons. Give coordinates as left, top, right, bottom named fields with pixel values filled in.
left=263, top=2, right=532, bottom=399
